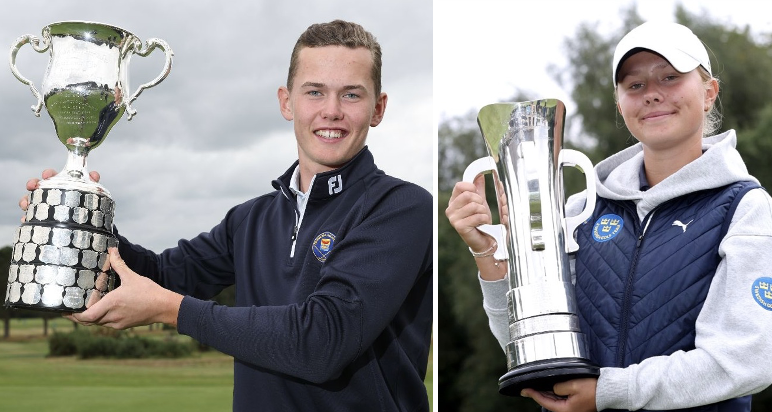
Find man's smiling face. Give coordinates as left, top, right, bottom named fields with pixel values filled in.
left=278, top=45, right=387, bottom=188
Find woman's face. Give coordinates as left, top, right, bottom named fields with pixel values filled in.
left=616, top=51, right=717, bottom=153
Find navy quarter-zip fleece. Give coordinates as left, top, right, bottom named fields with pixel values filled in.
left=116, top=147, right=433, bottom=411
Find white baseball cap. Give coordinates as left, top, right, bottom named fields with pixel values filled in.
left=612, top=21, right=711, bottom=85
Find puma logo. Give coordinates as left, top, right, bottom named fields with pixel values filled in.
left=672, top=219, right=694, bottom=233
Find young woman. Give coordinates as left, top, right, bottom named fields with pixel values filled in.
left=446, top=21, right=772, bottom=412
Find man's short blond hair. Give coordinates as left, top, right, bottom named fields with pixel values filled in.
left=287, top=20, right=382, bottom=96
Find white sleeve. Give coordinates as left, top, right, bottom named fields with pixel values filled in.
left=596, top=189, right=772, bottom=410
left=479, top=273, right=510, bottom=351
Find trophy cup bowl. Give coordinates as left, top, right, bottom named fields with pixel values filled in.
left=4, top=21, right=172, bottom=312
left=464, top=99, right=600, bottom=396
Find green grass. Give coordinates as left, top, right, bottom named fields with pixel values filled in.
left=0, top=319, right=233, bottom=411
left=1, top=318, right=434, bottom=411
left=427, top=343, right=434, bottom=412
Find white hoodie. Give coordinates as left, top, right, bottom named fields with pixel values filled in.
left=478, top=130, right=772, bottom=410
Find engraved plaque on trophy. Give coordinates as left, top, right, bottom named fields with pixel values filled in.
left=4, top=21, right=173, bottom=312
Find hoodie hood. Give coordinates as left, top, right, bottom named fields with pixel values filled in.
left=591, top=129, right=757, bottom=221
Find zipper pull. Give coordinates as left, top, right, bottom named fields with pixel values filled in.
left=291, top=225, right=299, bottom=241
left=636, top=211, right=655, bottom=247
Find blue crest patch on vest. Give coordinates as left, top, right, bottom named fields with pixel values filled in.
left=752, top=277, right=772, bottom=311
left=592, top=214, right=624, bottom=242
left=312, top=231, right=336, bottom=262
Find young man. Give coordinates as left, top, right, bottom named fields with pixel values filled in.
left=24, top=20, right=433, bottom=411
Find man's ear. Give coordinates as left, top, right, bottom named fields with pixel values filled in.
left=278, top=86, right=293, bottom=121
left=370, top=92, right=388, bottom=127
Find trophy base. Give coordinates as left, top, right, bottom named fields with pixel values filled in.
left=498, top=358, right=600, bottom=397
left=5, top=186, right=118, bottom=313
left=5, top=302, right=86, bottom=313
left=5, top=269, right=118, bottom=314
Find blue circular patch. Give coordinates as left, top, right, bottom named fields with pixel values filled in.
left=592, top=214, right=624, bottom=242
left=752, top=277, right=772, bottom=311
left=312, top=232, right=336, bottom=262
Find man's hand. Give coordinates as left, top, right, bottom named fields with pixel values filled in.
left=66, top=248, right=183, bottom=329
left=521, top=378, right=598, bottom=412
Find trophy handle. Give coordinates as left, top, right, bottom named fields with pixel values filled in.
left=559, top=149, right=597, bottom=254
left=125, top=38, right=174, bottom=120
left=462, top=156, right=509, bottom=261
left=9, top=33, right=51, bottom=116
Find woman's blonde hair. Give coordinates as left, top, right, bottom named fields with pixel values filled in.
left=699, top=67, right=722, bottom=136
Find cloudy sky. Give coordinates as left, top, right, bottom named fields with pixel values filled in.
left=0, top=0, right=433, bottom=252
left=3, top=0, right=768, bottom=256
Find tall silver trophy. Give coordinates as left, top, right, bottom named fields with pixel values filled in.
left=4, top=21, right=172, bottom=312
left=464, top=99, right=600, bottom=396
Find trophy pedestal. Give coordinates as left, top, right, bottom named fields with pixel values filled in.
left=498, top=358, right=600, bottom=397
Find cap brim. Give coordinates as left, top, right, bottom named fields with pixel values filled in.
left=614, top=47, right=702, bottom=84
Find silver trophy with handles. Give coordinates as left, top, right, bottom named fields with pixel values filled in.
left=4, top=21, right=173, bottom=312
left=464, top=99, right=600, bottom=396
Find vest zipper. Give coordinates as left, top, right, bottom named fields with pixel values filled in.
left=615, top=210, right=655, bottom=367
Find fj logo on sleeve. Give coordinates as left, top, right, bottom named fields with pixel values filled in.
left=328, top=175, right=343, bottom=195
left=672, top=219, right=694, bottom=233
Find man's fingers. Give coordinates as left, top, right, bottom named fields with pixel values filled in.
left=41, top=169, right=57, bottom=180
left=25, top=178, right=40, bottom=192
left=71, top=294, right=111, bottom=325
left=108, top=247, right=128, bottom=276
left=19, top=195, right=29, bottom=222
left=25, top=169, right=59, bottom=191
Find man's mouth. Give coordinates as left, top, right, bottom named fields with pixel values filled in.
left=315, top=129, right=345, bottom=140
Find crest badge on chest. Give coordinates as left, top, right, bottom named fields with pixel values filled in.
left=312, top=231, right=336, bottom=262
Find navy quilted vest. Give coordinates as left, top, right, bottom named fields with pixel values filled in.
left=574, top=181, right=758, bottom=412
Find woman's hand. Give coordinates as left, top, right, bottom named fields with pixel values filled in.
left=445, top=174, right=507, bottom=280
left=521, top=378, right=598, bottom=412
